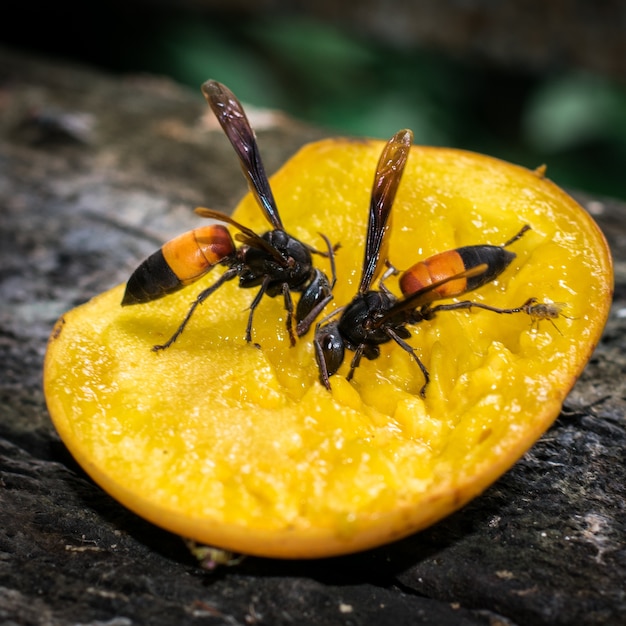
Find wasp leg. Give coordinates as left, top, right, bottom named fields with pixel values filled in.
left=317, top=233, right=339, bottom=289
left=346, top=344, right=366, bottom=382
left=427, top=299, right=533, bottom=317
left=281, top=282, right=297, bottom=347
left=313, top=334, right=333, bottom=390
left=307, top=232, right=340, bottom=265
left=426, top=297, right=571, bottom=333
left=384, top=327, right=430, bottom=397
left=375, top=261, right=401, bottom=300
left=244, top=276, right=271, bottom=347
left=152, top=268, right=238, bottom=352
left=296, top=291, right=334, bottom=337
left=503, top=224, right=531, bottom=247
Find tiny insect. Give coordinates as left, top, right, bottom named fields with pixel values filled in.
left=122, top=80, right=336, bottom=349
left=314, top=128, right=540, bottom=395
left=504, top=297, right=571, bottom=334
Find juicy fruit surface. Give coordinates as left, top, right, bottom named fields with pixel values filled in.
left=44, top=141, right=613, bottom=558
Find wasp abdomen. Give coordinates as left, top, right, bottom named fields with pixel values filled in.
left=457, top=245, right=516, bottom=292
left=162, top=225, right=234, bottom=285
left=399, top=245, right=516, bottom=299
left=122, top=225, right=234, bottom=306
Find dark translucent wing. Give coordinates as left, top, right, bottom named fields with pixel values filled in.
left=379, top=264, right=489, bottom=323
left=194, top=207, right=287, bottom=265
left=201, top=80, right=283, bottom=231
left=359, top=129, right=413, bottom=294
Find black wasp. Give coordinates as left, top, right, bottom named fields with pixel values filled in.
left=313, top=128, right=535, bottom=395
left=122, top=80, right=336, bottom=349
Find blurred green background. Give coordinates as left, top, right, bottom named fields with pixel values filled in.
left=3, top=5, right=625, bottom=200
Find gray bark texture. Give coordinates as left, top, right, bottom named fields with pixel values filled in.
left=0, top=46, right=624, bottom=626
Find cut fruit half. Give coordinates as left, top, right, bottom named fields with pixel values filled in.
left=44, top=139, right=613, bottom=558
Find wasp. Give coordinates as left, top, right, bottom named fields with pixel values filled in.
left=122, top=80, right=336, bottom=350
left=314, top=128, right=537, bottom=395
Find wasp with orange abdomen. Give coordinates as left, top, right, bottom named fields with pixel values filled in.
left=314, top=129, right=551, bottom=395
left=122, top=80, right=337, bottom=350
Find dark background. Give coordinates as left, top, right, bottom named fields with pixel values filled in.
left=2, top=0, right=625, bottom=200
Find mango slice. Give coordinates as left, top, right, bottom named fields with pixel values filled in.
left=44, top=140, right=613, bottom=558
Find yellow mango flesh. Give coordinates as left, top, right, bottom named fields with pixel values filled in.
left=44, top=140, right=613, bottom=558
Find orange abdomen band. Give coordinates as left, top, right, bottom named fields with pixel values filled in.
left=162, top=225, right=234, bottom=284
left=400, top=250, right=468, bottom=298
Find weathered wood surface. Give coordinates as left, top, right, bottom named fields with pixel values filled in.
left=0, top=46, right=624, bottom=626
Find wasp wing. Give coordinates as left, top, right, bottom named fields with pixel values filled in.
left=202, top=80, right=283, bottom=231
left=359, top=129, right=413, bottom=294
left=378, top=264, right=489, bottom=323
